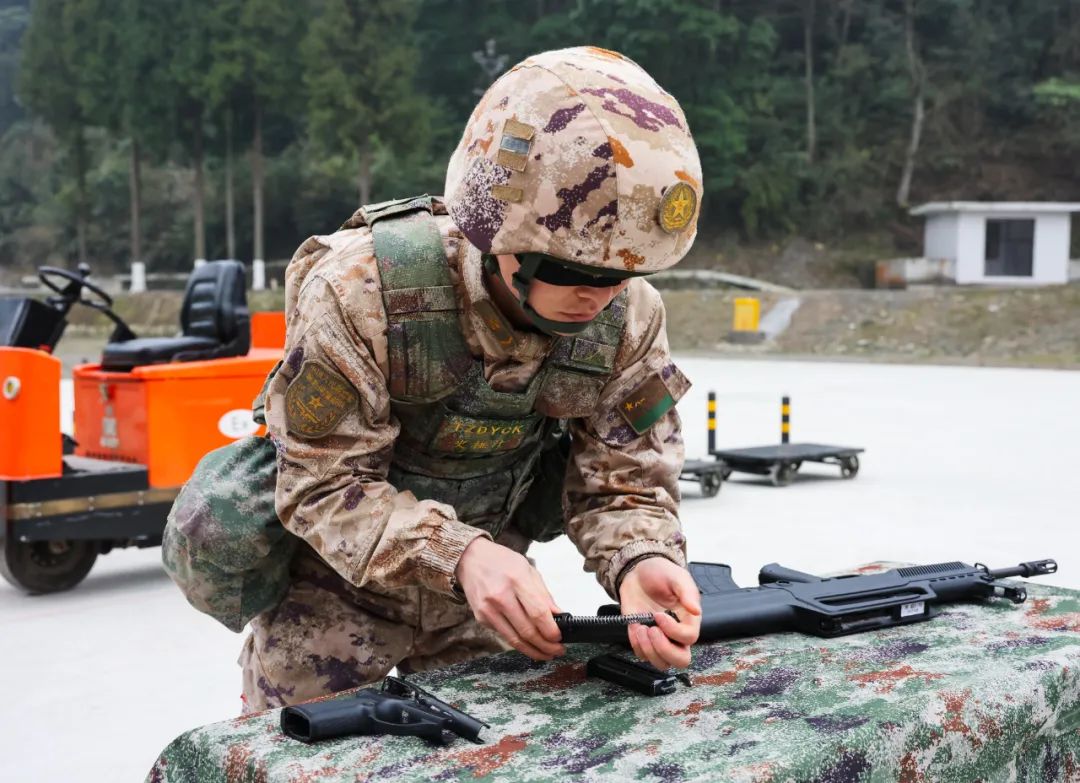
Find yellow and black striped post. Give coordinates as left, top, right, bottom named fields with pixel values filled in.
left=707, top=391, right=716, bottom=454
left=781, top=395, right=791, bottom=444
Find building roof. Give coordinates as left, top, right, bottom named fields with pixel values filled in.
left=910, top=201, right=1080, bottom=216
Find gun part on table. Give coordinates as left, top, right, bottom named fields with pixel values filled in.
left=280, top=675, right=488, bottom=745
left=554, top=559, right=1058, bottom=645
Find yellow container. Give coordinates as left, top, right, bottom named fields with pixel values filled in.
left=732, top=298, right=761, bottom=333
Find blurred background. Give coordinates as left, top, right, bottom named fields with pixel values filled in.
left=1, top=0, right=1077, bottom=283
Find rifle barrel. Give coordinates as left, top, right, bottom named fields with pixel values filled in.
left=986, top=560, right=1057, bottom=579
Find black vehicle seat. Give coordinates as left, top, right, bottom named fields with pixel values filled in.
left=101, top=261, right=250, bottom=372
left=0, top=298, right=67, bottom=350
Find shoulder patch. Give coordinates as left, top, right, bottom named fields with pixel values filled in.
left=616, top=367, right=688, bottom=435
left=617, top=373, right=675, bottom=435
left=284, top=360, right=359, bottom=439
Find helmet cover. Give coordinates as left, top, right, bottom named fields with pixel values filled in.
left=445, top=46, right=702, bottom=276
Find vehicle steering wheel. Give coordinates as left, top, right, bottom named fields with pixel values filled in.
left=38, top=265, right=114, bottom=309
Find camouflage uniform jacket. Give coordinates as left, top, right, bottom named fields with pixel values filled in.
left=264, top=199, right=690, bottom=625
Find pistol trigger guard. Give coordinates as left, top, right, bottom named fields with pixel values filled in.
left=390, top=714, right=454, bottom=745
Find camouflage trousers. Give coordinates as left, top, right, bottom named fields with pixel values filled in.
left=238, top=529, right=530, bottom=714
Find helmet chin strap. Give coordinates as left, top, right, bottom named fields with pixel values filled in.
left=483, top=255, right=593, bottom=336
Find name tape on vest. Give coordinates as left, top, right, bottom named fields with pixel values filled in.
left=432, top=414, right=535, bottom=454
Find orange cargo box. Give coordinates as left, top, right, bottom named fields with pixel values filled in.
left=72, top=347, right=282, bottom=489
left=0, top=347, right=62, bottom=479
left=251, top=311, right=286, bottom=350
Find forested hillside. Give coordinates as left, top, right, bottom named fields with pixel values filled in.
left=1, top=0, right=1077, bottom=275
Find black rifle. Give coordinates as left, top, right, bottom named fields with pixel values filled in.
left=554, top=559, right=1058, bottom=645
left=280, top=675, right=489, bottom=745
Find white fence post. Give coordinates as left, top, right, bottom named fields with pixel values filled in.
left=252, top=259, right=266, bottom=291
left=130, top=261, right=147, bottom=293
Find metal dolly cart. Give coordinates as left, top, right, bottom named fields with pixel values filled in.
left=680, top=457, right=726, bottom=497
left=709, top=394, right=864, bottom=487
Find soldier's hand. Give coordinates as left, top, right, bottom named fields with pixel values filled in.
left=618, top=557, right=702, bottom=670
left=455, top=537, right=567, bottom=661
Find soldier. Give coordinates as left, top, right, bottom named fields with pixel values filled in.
left=240, top=46, right=704, bottom=712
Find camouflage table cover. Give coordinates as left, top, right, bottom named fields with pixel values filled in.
left=148, top=568, right=1080, bottom=783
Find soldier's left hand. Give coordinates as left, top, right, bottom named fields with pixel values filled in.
left=618, top=557, right=701, bottom=670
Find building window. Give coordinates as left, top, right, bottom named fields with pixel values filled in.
left=985, top=219, right=1034, bottom=277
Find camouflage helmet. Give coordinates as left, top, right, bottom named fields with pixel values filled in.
left=445, top=46, right=701, bottom=333
left=446, top=46, right=701, bottom=274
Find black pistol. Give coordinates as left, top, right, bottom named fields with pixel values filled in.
left=280, top=676, right=488, bottom=745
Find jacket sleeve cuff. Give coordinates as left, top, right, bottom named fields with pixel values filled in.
left=601, top=538, right=687, bottom=600
left=417, top=515, right=492, bottom=599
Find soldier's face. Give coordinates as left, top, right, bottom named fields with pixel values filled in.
left=495, top=254, right=629, bottom=328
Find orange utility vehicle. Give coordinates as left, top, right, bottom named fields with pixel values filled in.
left=0, top=262, right=285, bottom=593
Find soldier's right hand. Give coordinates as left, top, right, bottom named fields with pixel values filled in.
left=455, top=537, right=567, bottom=661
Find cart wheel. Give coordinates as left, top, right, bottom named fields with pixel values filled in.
left=841, top=456, right=860, bottom=479
left=701, top=472, right=722, bottom=498
left=0, top=538, right=98, bottom=594
left=771, top=462, right=796, bottom=487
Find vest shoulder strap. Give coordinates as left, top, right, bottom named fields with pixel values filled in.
left=364, top=195, right=471, bottom=402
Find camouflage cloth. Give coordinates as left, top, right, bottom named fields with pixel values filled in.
left=149, top=568, right=1080, bottom=783
left=163, top=435, right=296, bottom=633
left=163, top=366, right=296, bottom=633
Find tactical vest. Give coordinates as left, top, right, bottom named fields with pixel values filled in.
left=360, top=196, right=627, bottom=539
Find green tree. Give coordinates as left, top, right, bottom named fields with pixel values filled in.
left=1035, top=77, right=1080, bottom=152
left=19, top=0, right=103, bottom=264
left=201, top=0, right=247, bottom=262
left=206, top=0, right=304, bottom=265
left=304, top=0, right=430, bottom=206
left=7, top=0, right=1080, bottom=275
left=0, top=1, right=30, bottom=135
left=168, top=0, right=219, bottom=264
left=75, top=0, right=178, bottom=271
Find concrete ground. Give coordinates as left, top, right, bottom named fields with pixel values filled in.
left=2, top=357, right=1078, bottom=782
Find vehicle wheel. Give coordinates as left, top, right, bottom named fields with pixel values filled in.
left=841, top=456, right=860, bottom=479
left=0, top=539, right=98, bottom=594
left=770, top=462, right=796, bottom=487
left=701, top=472, right=722, bottom=498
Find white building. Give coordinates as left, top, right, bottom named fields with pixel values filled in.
left=909, top=202, right=1080, bottom=285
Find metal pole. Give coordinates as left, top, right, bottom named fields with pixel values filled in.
left=707, top=391, right=716, bottom=454
left=781, top=395, right=791, bottom=444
